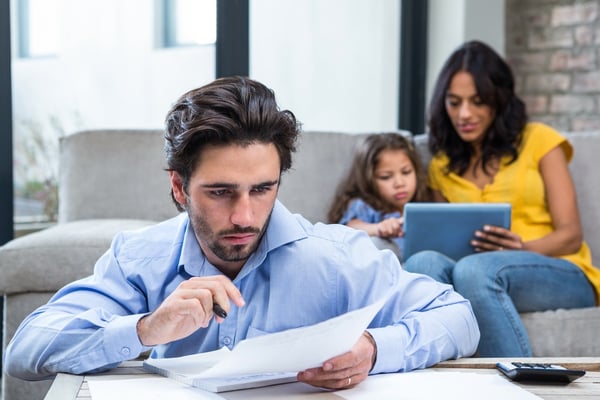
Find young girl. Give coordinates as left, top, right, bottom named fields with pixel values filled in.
left=327, top=133, right=429, bottom=258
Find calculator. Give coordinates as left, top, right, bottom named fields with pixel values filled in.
left=496, top=361, right=586, bottom=383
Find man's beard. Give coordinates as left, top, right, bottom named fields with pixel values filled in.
left=189, top=207, right=271, bottom=264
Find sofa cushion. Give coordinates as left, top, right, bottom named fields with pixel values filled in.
left=0, top=219, right=156, bottom=294
left=521, top=306, right=600, bottom=356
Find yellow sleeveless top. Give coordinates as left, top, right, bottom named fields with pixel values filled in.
left=429, top=122, right=600, bottom=303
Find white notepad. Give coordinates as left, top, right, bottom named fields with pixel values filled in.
left=143, top=347, right=297, bottom=392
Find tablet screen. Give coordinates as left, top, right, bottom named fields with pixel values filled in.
left=402, top=203, right=511, bottom=261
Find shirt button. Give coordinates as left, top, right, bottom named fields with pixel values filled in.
left=222, top=337, right=232, bottom=345
left=121, top=347, right=131, bottom=356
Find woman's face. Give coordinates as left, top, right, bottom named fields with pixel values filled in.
left=445, top=71, right=495, bottom=149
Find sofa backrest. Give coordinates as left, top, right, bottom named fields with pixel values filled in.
left=58, top=128, right=599, bottom=262
left=58, top=129, right=176, bottom=223
left=565, top=131, right=600, bottom=260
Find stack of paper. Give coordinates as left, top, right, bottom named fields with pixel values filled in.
left=143, top=294, right=389, bottom=392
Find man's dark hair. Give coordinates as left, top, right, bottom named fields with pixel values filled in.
left=428, top=40, right=527, bottom=175
left=164, top=76, right=301, bottom=211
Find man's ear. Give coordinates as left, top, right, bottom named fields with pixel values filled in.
left=169, top=171, right=187, bottom=207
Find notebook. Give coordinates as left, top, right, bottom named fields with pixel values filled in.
left=402, top=203, right=512, bottom=261
left=143, top=347, right=298, bottom=393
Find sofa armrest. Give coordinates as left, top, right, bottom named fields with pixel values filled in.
left=0, top=219, right=156, bottom=295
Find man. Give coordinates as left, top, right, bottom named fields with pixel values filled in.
left=5, top=77, right=479, bottom=390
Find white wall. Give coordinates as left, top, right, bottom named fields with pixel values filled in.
left=250, top=0, right=400, bottom=133
left=426, top=0, right=505, bottom=107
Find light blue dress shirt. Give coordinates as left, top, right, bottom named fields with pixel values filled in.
left=5, top=201, right=479, bottom=380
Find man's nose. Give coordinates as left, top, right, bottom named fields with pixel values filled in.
left=231, top=194, right=253, bottom=227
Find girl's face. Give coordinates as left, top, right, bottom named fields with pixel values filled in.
left=445, top=71, right=495, bottom=149
left=373, top=149, right=417, bottom=212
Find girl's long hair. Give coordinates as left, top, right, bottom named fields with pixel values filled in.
left=327, top=133, right=430, bottom=223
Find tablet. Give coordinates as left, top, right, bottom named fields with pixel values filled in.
left=402, top=203, right=512, bottom=261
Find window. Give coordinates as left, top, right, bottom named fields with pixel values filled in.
left=17, top=0, right=59, bottom=58
left=162, top=0, right=216, bottom=47
left=12, top=1, right=217, bottom=231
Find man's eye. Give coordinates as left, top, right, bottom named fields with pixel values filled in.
left=252, top=186, right=270, bottom=194
left=210, top=190, right=229, bottom=197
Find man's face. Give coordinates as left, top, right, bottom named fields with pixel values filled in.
left=170, top=143, right=280, bottom=276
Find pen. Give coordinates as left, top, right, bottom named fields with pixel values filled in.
left=213, top=302, right=228, bottom=318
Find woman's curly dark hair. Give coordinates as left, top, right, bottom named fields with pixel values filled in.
left=428, top=40, right=527, bottom=175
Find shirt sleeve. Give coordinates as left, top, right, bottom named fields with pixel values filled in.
left=338, top=199, right=381, bottom=225
left=525, top=122, right=573, bottom=164
left=4, top=235, right=152, bottom=380
left=335, top=229, right=480, bottom=374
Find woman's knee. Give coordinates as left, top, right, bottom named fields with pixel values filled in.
left=403, top=250, right=449, bottom=272
left=452, top=253, right=508, bottom=288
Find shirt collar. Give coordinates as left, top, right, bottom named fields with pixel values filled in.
left=178, top=200, right=308, bottom=280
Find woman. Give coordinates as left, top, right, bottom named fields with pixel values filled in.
left=403, top=40, right=600, bottom=356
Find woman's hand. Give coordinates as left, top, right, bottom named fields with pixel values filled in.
left=471, top=224, right=524, bottom=252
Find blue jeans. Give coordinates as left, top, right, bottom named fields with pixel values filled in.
left=403, top=250, right=595, bottom=357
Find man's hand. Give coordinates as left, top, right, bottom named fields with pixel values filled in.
left=136, top=275, right=245, bottom=346
left=297, top=331, right=377, bottom=390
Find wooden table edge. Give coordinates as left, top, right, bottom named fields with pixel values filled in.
left=435, top=357, right=600, bottom=371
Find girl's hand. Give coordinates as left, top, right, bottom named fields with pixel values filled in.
left=376, top=217, right=404, bottom=238
left=471, top=224, right=524, bottom=252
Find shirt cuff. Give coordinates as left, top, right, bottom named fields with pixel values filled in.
left=366, top=326, right=407, bottom=374
left=104, top=314, right=151, bottom=361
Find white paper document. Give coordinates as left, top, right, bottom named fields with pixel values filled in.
left=143, top=292, right=390, bottom=391
left=338, top=370, right=543, bottom=400
left=87, top=370, right=543, bottom=400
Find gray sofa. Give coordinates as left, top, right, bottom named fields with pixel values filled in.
left=1, top=129, right=599, bottom=400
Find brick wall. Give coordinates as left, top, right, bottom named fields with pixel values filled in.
left=506, top=0, right=600, bottom=131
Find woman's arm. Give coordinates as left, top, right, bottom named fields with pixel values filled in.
left=474, top=146, right=583, bottom=255
left=526, top=145, right=583, bottom=255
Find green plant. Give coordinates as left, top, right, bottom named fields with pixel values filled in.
left=13, top=116, right=66, bottom=222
